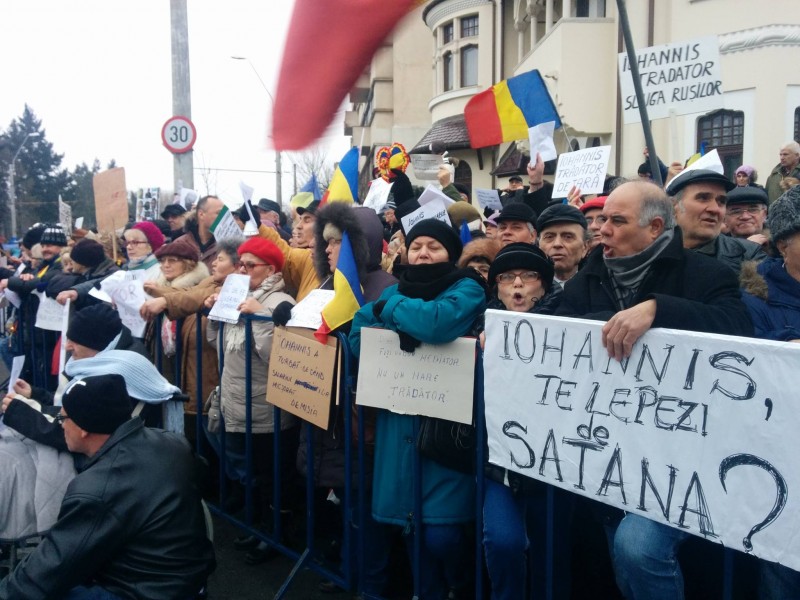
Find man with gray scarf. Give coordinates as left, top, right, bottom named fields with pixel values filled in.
left=557, top=180, right=753, bottom=599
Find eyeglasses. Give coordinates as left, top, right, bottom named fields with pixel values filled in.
left=727, top=206, right=765, bottom=217
left=125, top=240, right=150, bottom=247
left=54, top=414, right=71, bottom=425
left=496, top=271, right=540, bottom=284
left=241, top=261, right=269, bottom=271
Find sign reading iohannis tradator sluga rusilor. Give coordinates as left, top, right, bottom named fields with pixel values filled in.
left=483, top=311, right=800, bottom=571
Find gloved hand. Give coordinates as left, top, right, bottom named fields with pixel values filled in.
left=372, top=300, right=387, bottom=320
left=398, top=331, right=421, bottom=353
left=271, top=301, right=294, bottom=327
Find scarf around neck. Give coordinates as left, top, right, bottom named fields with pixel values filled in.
left=604, top=229, right=674, bottom=309
left=395, top=262, right=488, bottom=301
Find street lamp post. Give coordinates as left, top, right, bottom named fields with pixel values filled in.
left=231, top=56, right=283, bottom=205
left=7, top=132, right=41, bottom=238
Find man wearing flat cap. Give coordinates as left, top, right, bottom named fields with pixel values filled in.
left=723, top=185, right=770, bottom=248
left=256, top=198, right=291, bottom=242
left=667, top=168, right=766, bottom=273
left=494, top=202, right=538, bottom=248
left=536, top=204, right=590, bottom=284
left=160, top=203, right=188, bottom=241
left=0, top=374, right=215, bottom=600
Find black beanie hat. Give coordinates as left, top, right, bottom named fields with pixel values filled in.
left=67, top=304, right=122, bottom=351
left=22, top=223, right=47, bottom=250
left=488, top=242, right=555, bottom=291
left=62, top=374, right=132, bottom=434
left=405, top=218, right=463, bottom=262
left=70, top=239, right=106, bottom=269
left=39, top=225, right=68, bottom=247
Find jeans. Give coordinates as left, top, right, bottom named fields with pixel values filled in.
left=62, top=586, right=125, bottom=600
left=483, top=479, right=528, bottom=600
left=761, top=559, right=800, bottom=600
left=611, top=513, right=689, bottom=600
left=405, top=523, right=470, bottom=600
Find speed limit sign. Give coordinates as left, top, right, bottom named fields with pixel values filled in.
left=161, top=116, right=197, bottom=154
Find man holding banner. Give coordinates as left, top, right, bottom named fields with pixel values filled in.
left=557, top=180, right=753, bottom=599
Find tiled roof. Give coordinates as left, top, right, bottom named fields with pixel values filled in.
left=409, top=115, right=471, bottom=154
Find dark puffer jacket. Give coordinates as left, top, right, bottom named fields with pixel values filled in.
left=0, top=419, right=215, bottom=600
left=740, top=258, right=800, bottom=341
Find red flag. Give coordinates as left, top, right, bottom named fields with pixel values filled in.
left=272, top=0, right=421, bottom=150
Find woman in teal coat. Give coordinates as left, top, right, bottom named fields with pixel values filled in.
left=349, top=218, right=487, bottom=599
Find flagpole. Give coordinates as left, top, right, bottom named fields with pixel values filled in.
left=615, top=0, right=663, bottom=187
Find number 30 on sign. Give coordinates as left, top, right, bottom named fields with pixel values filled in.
left=161, top=116, right=197, bottom=154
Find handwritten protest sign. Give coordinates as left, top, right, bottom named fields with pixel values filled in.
left=208, top=274, right=250, bottom=324
left=210, top=206, right=244, bottom=242
left=483, top=311, right=800, bottom=570
left=362, top=177, right=393, bottom=212
left=34, top=291, right=68, bottom=331
left=475, top=189, right=503, bottom=212
left=410, top=154, right=445, bottom=180
left=618, top=36, right=723, bottom=124
left=268, top=327, right=338, bottom=429
left=286, top=289, right=335, bottom=330
left=93, top=168, right=129, bottom=234
left=552, top=146, right=611, bottom=198
left=401, top=198, right=452, bottom=234
left=100, top=271, right=149, bottom=337
left=356, top=328, right=476, bottom=424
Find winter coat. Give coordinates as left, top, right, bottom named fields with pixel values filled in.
left=173, top=216, right=218, bottom=271
left=349, top=277, right=487, bottom=526
left=207, top=275, right=298, bottom=433
left=556, top=228, right=754, bottom=338
left=0, top=419, right=216, bottom=600
left=765, top=164, right=800, bottom=203
left=148, top=265, right=214, bottom=412
left=60, top=258, right=121, bottom=309
left=694, top=234, right=766, bottom=275
left=740, top=258, right=800, bottom=341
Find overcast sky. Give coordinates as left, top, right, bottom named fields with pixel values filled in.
left=0, top=0, right=350, bottom=206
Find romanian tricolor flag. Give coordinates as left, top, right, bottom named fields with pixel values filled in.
left=315, top=230, right=365, bottom=343
left=464, top=69, right=561, bottom=149
left=321, top=147, right=359, bottom=206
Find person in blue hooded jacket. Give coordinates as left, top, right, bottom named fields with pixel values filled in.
left=349, top=218, right=488, bottom=599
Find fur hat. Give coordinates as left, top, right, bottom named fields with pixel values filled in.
left=313, top=202, right=370, bottom=280
left=405, top=219, right=463, bottom=263
left=40, top=225, right=68, bottom=247
left=70, top=239, right=106, bottom=269
left=67, top=304, right=122, bottom=351
left=488, top=242, right=555, bottom=291
left=457, top=237, right=502, bottom=269
left=767, top=185, right=800, bottom=243
left=131, top=221, right=165, bottom=252
left=62, top=375, right=131, bottom=435
left=155, top=236, right=200, bottom=262
left=238, top=237, right=284, bottom=271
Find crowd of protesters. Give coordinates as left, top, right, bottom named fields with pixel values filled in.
left=0, top=140, right=799, bottom=599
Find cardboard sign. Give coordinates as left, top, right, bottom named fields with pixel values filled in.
left=475, top=189, right=503, bottom=212
left=356, top=328, right=476, bottom=424
left=210, top=206, right=244, bottom=243
left=483, top=310, right=800, bottom=571
left=208, top=274, right=250, bottom=324
left=267, top=327, right=339, bottom=429
left=362, top=177, right=393, bottom=213
left=401, top=198, right=452, bottom=234
left=286, top=289, right=335, bottom=330
left=34, top=291, right=68, bottom=331
left=618, top=36, right=723, bottom=124
left=552, top=146, right=611, bottom=198
left=93, top=168, right=129, bottom=234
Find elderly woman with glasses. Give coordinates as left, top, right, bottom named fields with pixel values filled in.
left=481, top=242, right=563, bottom=600
left=121, top=221, right=165, bottom=280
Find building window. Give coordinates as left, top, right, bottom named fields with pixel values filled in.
left=795, top=107, right=800, bottom=143
left=461, top=16, right=478, bottom=37
left=460, top=45, right=478, bottom=87
left=442, top=22, right=453, bottom=44
left=443, top=52, right=454, bottom=92
left=697, top=109, right=744, bottom=178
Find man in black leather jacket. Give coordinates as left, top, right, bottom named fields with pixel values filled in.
left=0, top=375, right=215, bottom=600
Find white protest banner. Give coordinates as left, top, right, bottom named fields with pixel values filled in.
left=74, top=217, right=84, bottom=230
left=401, top=198, right=452, bottom=234
left=551, top=146, right=611, bottom=198
left=483, top=310, right=800, bottom=570
left=618, top=36, right=723, bottom=124
left=100, top=271, right=149, bottom=337
left=417, top=184, right=455, bottom=207
left=34, top=291, right=67, bottom=331
left=356, top=328, right=476, bottom=424
left=7, top=356, right=25, bottom=394
left=58, top=196, right=72, bottom=235
left=268, top=327, right=339, bottom=429
left=210, top=206, right=244, bottom=242
left=475, top=189, right=503, bottom=212
left=528, top=122, right=557, bottom=162
left=362, top=177, right=393, bottom=213
left=208, top=274, right=250, bottom=324
left=410, top=154, right=445, bottom=180
left=286, top=289, right=335, bottom=330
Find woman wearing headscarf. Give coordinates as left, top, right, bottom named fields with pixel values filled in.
left=349, top=219, right=488, bottom=599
